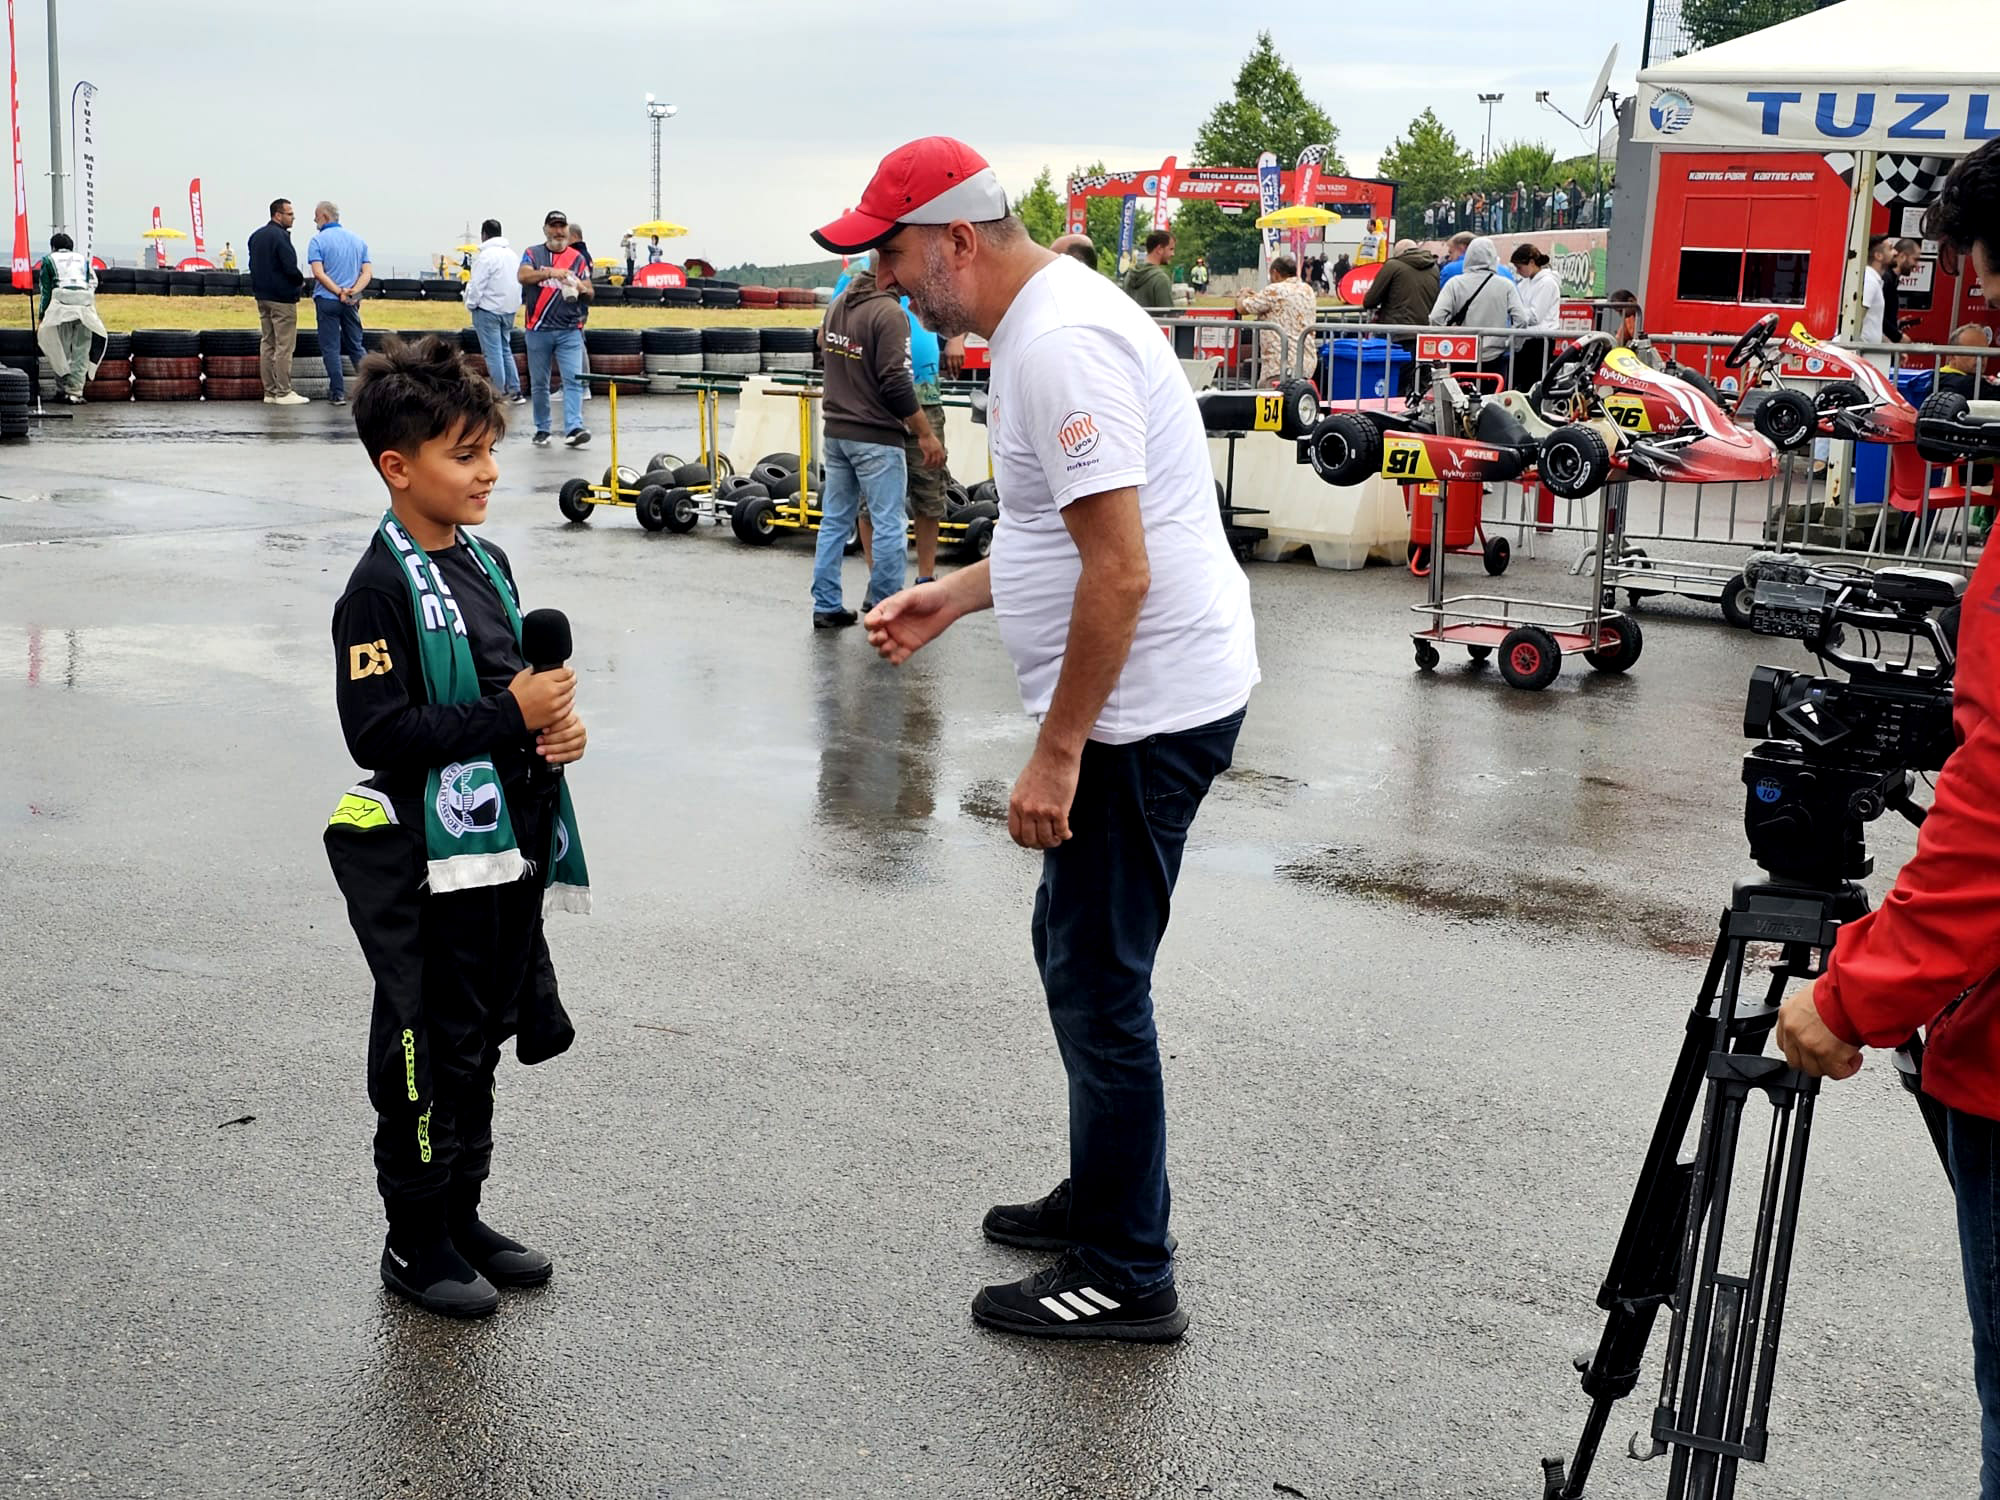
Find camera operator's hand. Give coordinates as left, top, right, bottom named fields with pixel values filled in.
left=1777, top=982, right=1864, bottom=1080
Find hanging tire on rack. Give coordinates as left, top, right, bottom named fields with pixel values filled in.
left=1498, top=625, right=1563, bottom=690
left=731, top=495, right=780, bottom=546
left=1539, top=424, right=1613, bottom=499
left=663, top=487, right=701, bottom=533
left=1482, top=535, right=1510, bottom=576
left=672, top=462, right=712, bottom=489
left=558, top=477, right=595, bottom=523
left=1752, top=388, right=1819, bottom=451
left=1306, top=413, right=1382, bottom=486
left=646, top=451, right=686, bottom=473
left=1720, top=570, right=1755, bottom=630
left=602, top=464, right=643, bottom=493
left=1583, top=610, right=1645, bottom=674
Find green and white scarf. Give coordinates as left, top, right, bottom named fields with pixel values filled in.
left=378, top=511, right=590, bottom=912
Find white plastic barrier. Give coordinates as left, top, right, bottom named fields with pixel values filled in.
left=1209, top=435, right=1408, bottom=570
left=725, top=377, right=817, bottom=477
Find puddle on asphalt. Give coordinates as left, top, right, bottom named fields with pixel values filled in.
left=1277, top=843, right=1711, bottom=958
left=958, top=779, right=1010, bottom=825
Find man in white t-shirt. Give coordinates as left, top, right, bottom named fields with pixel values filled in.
left=815, top=137, right=1258, bottom=1345
left=1862, top=234, right=1890, bottom=345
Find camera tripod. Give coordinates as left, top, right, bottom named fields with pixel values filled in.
left=1541, top=866, right=1948, bottom=1500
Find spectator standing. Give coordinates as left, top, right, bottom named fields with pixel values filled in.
left=1441, top=230, right=1518, bottom=288
left=1862, top=234, right=1891, bottom=344
left=621, top=233, right=637, bottom=284
left=1331, top=252, right=1352, bottom=286
left=1189, top=253, right=1209, bottom=293
left=565, top=223, right=595, bottom=402
left=647, top=235, right=663, bottom=265
left=1506, top=243, right=1563, bottom=388
left=1552, top=185, right=1569, bottom=229
left=1363, top=239, right=1441, bottom=327
left=464, top=218, right=525, bottom=406
left=220, top=242, right=237, bottom=270
left=1123, top=229, right=1175, bottom=310
left=1886, top=237, right=1922, bottom=343
left=34, top=232, right=105, bottom=404
left=1235, top=254, right=1319, bottom=384
left=1052, top=233, right=1100, bottom=270
left=306, top=201, right=372, bottom=407
left=518, top=210, right=594, bottom=448
left=249, top=197, right=310, bottom=405
left=1429, top=236, right=1514, bottom=383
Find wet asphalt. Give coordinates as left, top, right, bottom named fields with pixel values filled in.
left=0, top=397, right=1976, bottom=1500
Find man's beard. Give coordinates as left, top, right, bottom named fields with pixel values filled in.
left=901, top=236, right=975, bottom=341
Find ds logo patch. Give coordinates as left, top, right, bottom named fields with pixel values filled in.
left=348, top=640, right=393, bottom=680
left=1058, top=411, right=1100, bottom=460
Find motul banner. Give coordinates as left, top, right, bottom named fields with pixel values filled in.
left=7, top=0, right=27, bottom=289
left=1152, top=155, right=1174, bottom=232
left=188, top=178, right=205, bottom=258
left=70, top=81, right=96, bottom=271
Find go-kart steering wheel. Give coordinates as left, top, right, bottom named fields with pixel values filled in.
left=1725, top=313, right=1781, bottom=371
left=1536, top=333, right=1613, bottom=422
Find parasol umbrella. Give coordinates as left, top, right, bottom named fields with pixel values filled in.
left=629, top=220, right=689, bottom=239
left=1253, top=204, right=1337, bottom=230
left=454, top=243, right=481, bottom=255
left=141, top=226, right=189, bottom=241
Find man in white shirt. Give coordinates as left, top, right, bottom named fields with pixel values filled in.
left=818, top=136, right=1258, bottom=1344
left=1861, top=233, right=1890, bottom=345
left=463, top=219, right=525, bottom=405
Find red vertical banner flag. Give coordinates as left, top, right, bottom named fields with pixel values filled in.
left=150, top=203, right=162, bottom=267
left=188, top=178, right=206, bottom=258
left=1152, top=156, right=1174, bottom=233
left=7, top=0, right=29, bottom=289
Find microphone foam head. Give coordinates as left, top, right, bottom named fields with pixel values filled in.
left=522, top=607, right=571, bottom=664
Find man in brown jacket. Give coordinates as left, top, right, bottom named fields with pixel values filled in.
left=1362, top=239, right=1442, bottom=395
left=812, top=265, right=945, bottom=629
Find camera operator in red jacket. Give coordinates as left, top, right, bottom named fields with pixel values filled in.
left=1776, top=138, right=2000, bottom=1499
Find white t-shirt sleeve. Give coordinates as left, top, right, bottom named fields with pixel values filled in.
left=1011, top=326, right=1151, bottom=509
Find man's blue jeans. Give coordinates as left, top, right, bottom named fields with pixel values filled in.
left=1031, top=709, right=1244, bottom=1290
left=811, top=435, right=906, bottom=613
left=471, top=308, right=520, bottom=395
left=526, top=328, right=584, bottom=436
left=315, top=297, right=365, bottom=398
left=1950, top=1106, right=2000, bottom=1496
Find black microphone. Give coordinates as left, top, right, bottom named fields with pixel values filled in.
left=522, top=608, right=571, bottom=673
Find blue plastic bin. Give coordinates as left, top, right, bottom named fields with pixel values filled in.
left=1320, top=337, right=1411, bottom=401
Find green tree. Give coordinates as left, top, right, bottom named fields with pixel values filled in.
left=1677, top=0, right=1814, bottom=52
left=1378, top=109, right=1474, bottom=214
left=1192, top=32, right=1342, bottom=171
left=1062, top=163, right=1137, bottom=276
left=1479, top=140, right=1558, bottom=195
left=1014, top=167, right=1064, bottom=246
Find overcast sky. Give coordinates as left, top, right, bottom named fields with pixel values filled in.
left=8, top=0, right=1643, bottom=273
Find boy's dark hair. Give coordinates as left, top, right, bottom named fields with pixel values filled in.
left=352, top=336, right=504, bottom=469
left=269, top=197, right=290, bottom=218
left=481, top=218, right=502, bottom=239
left=1927, top=139, right=2000, bottom=264
left=49, top=232, right=72, bottom=252
left=1145, top=229, right=1173, bottom=254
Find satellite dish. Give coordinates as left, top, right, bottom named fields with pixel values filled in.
left=1583, top=44, right=1619, bottom=127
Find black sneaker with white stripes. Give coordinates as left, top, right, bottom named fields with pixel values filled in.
left=983, top=1178, right=1177, bottom=1256
left=972, top=1249, right=1187, bottom=1342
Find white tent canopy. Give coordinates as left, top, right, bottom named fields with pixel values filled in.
left=1635, top=0, right=2000, bottom=151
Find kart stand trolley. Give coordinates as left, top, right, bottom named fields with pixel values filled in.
left=1411, top=475, right=1643, bottom=690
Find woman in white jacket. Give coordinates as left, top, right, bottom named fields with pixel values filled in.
left=1507, top=244, right=1563, bottom=389
left=1428, top=236, right=1515, bottom=384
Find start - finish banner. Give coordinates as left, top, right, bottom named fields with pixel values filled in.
left=188, top=178, right=205, bottom=258
left=7, top=0, right=27, bottom=289
left=70, top=81, right=96, bottom=271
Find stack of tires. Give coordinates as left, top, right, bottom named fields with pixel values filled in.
left=585, top=328, right=643, bottom=380
left=662, top=284, right=701, bottom=309
left=428, top=279, right=464, bottom=304
left=132, top=267, right=169, bottom=296
left=0, top=364, right=29, bottom=440
left=167, top=273, right=204, bottom=298
left=643, top=326, right=701, bottom=378
left=725, top=450, right=806, bottom=545
left=0, top=328, right=33, bottom=386
left=692, top=278, right=741, bottom=309
left=85, top=333, right=133, bottom=402
left=291, top=327, right=333, bottom=401
left=760, top=326, right=816, bottom=374
left=97, top=264, right=137, bottom=297
left=199, top=328, right=265, bottom=400
left=776, top=288, right=818, bottom=310
left=949, top=479, right=1001, bottom=560
left=700, top=327, right=760, bottom=377
left=201, top=270, right=239, bottom=297
left=132, top=329, right=202, bottom=401
left=623, top=285, right=664, bottom=307
left=377, top=278, right=424, bottom=301
left=740, top=286, right=781, bottom=309
left=594, top=283, right=626, bottom=306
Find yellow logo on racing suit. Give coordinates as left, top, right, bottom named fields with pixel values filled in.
left=1381, top=434, right=1438, bottom=482
left=348, top=640, right=393, bottom=680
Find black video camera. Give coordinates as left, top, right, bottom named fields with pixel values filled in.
left=1738, top=555, right=1962, bottom=885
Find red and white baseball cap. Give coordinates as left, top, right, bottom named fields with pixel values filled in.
left=812, top=137, right=1010, bottom=254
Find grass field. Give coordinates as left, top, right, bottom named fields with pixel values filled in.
left=0, top=295, right=823, bottom=334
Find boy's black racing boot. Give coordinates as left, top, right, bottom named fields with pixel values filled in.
left=982, top=1178, right=1177, bottom=1255
left=381, top=1235, right=501, bottom=1318
left=971, top=1248, right=1188, bottom=1342
left=451, top=1217, right=554, bottom=1287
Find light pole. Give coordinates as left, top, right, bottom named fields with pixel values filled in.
left=645, top=94, right=677, bottom=221
left=45, top=0, right=65, bottom=235
left=1477, top=93, right=1505, bottom=169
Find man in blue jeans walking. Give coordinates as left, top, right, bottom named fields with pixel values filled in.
left=828, top=137, right=1259, bottom=1342
left=306, top=201, right=371, bottom=406
left=463, top=218, right=524, bottom=405
left=810, top=260, right=943, bottom=628
left=517, top=210, right=592, bottom=448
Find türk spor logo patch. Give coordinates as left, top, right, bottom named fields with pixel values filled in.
left=1058, top=411, right=1100, bottom=460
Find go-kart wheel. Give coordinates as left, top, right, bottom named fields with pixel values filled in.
left=711, top=454, right=735, bottom=480
left=672, top=462, right=713, bottom=489
left=1583, top=610, right=1644, bottom=674
left=635, top=484, right=671, bottom=532
left=647, top=451, right=686, bottom=474
left=1482, top=535, right=1511, bottom=576
left=1498, top=625, right=1563, bottom=690
left=731, top=495, right=780, bottom=546
left=717, top=473, right=761, bottom=499
left=1276, top=377, right=1320, bottom=439
left=1466, top=645, right=1493, bottom=663
left=1719, top=571, right=1755, bottom=630
left=663, top=487, right=701, bottom=534
left=602, top=464, right=643, bottom=494
left=961, top=515, right=996, bottom=560
left=637, top=468, right=678, bottom=492
left=1308, top=412, right=1382, bottom=486
left=1540, top=424, right=1613, bottom=499
left=1753, top=388, right=1818, bottom=450
left=754, top=461, right=801, bottom=499
left=1414, top=640, right=1440, bottom=672
left=558, top=477, right=595, bottom=523
left=1724, top=313, right=1780, bottom=371
left=1815, top=379, right=1868, bottom=418
left=753, top=451, right=800, bottom=475
left=1917, top=390, right=1973, bottom=463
